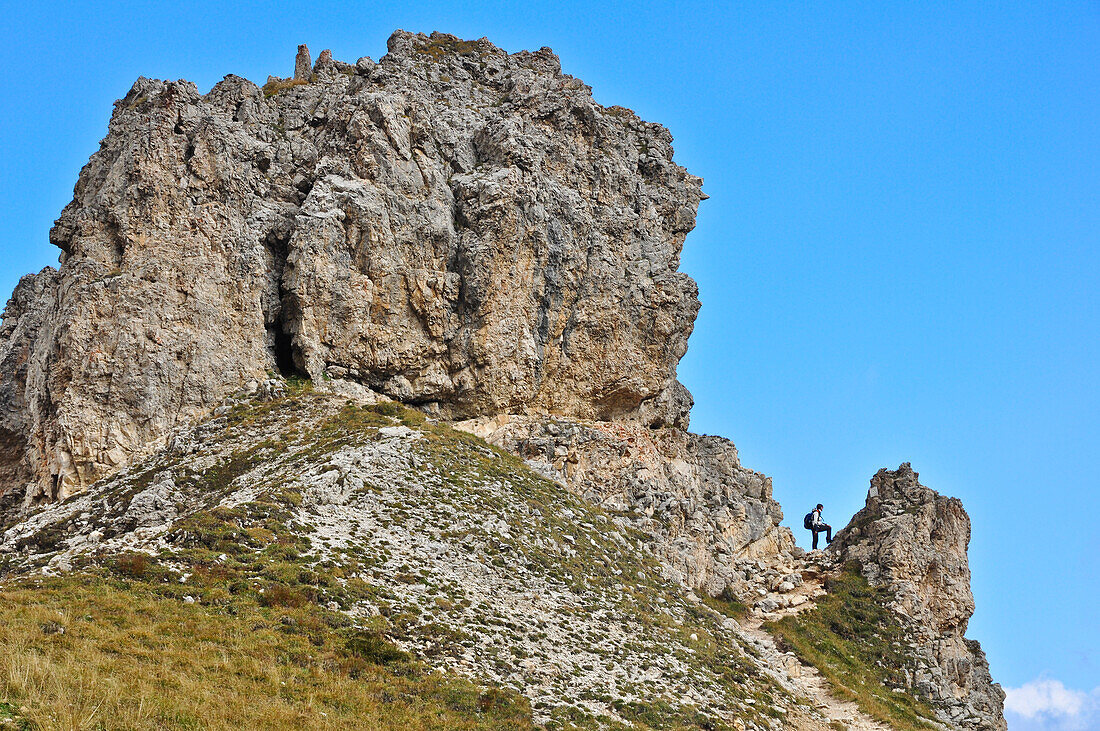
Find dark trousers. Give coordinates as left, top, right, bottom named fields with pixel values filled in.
left=811, top=524, right=832, bottom=549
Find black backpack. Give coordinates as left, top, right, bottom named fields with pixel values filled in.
left=803, top=512, right=814, bottom=529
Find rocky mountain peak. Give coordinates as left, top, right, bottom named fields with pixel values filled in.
left=833, top=462, right=975, bottom=632
left=831, top=464, right=1006, bottom=731
left=2, top=32, right=701, bottom=503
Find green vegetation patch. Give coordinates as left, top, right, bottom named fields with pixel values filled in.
left=765, top=562, right=940, bottom=730
left=610, top=699, right=735, bottom=731
left=701, top=587, right=750, bottom=622
left=0, top=573, right=533, bottom=731
left=342, top=629, right=411, bottom=667
left=0, top=700, right=29, bottom=730
left=416, top=36, right=489, bottom=62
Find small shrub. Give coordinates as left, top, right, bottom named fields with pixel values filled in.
left=477, top=687, right=524, bottom=714
left=115, top=553, right=149, bottom=578
left=261, top=78, right=309, bottom=98
left=260, top=584, right=307, bottom=608
left=367, top=401, right=404, bottom=418
left=341, top=630, right=409, bottom=666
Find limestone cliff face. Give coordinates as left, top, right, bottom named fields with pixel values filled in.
left=0, top=270, right=59, bottom=508
left=0, top=31, right=701, bottom=503
left=457, top=414, right=795, bottom=595
left=831, top=464, right=1007, bottom=731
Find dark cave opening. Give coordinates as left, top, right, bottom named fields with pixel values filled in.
left=271, top=318, right=298, bottom=378
left=263, top=230, right=305, bottom=378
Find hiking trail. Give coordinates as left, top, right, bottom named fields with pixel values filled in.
left=738, top=552, right=895, bottom=731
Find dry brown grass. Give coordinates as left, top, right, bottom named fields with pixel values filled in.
left=0, top=575, right=532, bottom=730
left=261, top=78, right=309, bottom=97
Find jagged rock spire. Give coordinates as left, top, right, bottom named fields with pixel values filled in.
left=294, top=44, right=311, bottom=79
left=832, top=464, right=1007, bottom=731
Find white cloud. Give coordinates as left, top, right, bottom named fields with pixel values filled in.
left=1004, top=679, right=1100, bottom=731
left=1007, top=679, right=1086, bottom=718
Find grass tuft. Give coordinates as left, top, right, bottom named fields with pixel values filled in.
left=341, top=630, right=410, bottom=666
left=701, top=587, right=750, bottom=621
left=262, top=78, right=309, bottom=98
left=113, top=553, right=149, bottom=578
left=416, top=37, right=487, bottom=62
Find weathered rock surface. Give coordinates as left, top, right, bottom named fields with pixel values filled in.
left=0, top=32, right=1005, bottom=731
left=457, top=414, right=795, bottom=593
left=831, top=464, right=1007, bottom=731
left=0, top=31, right=701, bottom=504
left=0, top=269, right=59, bottom=509
left=294, top=44, right=311, bottom=80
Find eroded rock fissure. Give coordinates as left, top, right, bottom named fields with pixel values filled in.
left=262, top=229, right=302, bottom=378
left=0, top=428, right=26, bottom=498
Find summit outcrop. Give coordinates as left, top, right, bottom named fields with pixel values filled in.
left=1, top=32, right=701, bottom=504
left=831, top=464, right=1007, bottom=730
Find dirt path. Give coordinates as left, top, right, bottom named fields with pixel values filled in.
left=737, top=556, right=895, bottom=731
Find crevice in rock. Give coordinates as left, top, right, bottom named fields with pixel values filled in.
left=103, top=219, right=126, bottom=270
left=294, top=176, right=314, bottom=197
left=0, top=428, right=28, bottom=509
left=532, top=232, right=565, bottom=382
left=262, top=230, right=305, bottom=378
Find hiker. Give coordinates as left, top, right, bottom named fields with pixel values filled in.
left=803, top=504, right=832, bottom=549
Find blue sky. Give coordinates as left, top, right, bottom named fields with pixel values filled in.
left=1, top=2, right=1097, bottom=727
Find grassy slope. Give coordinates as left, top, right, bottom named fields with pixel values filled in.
left=0, top=391, right=534, bottom=730
left=0, top=573, right=533, bottom=731
left=0, top=387, right=785, bottom=730
left=765, top=563, right=941, bottom=731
